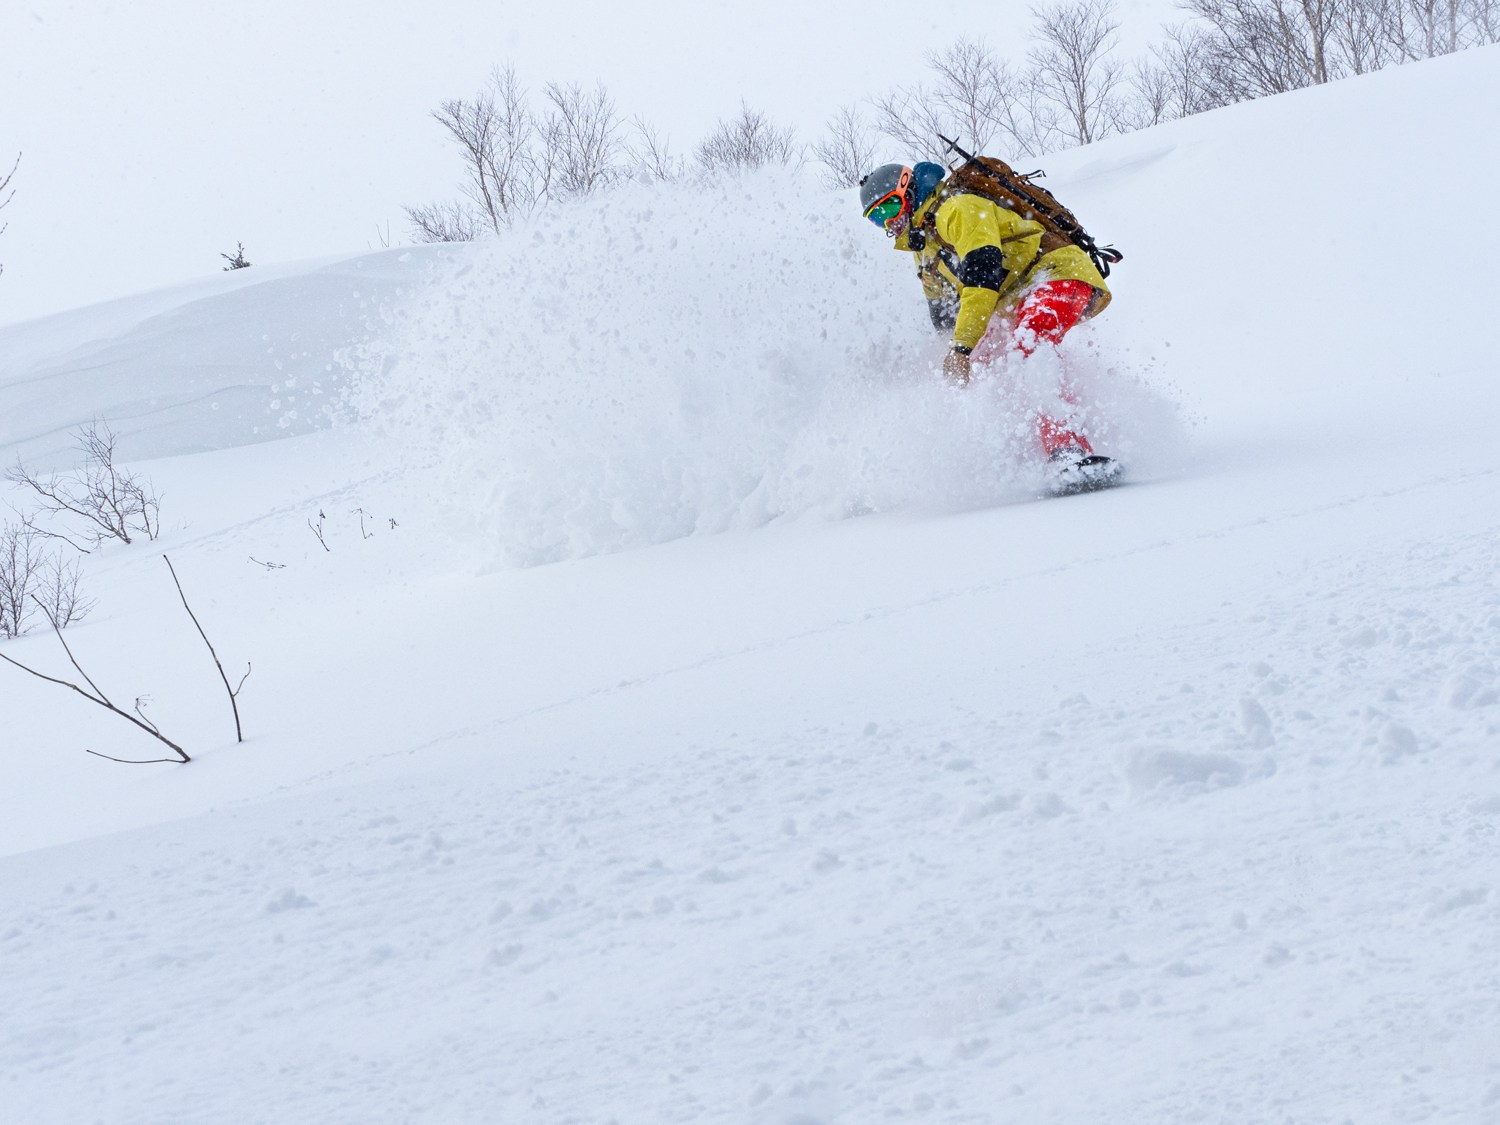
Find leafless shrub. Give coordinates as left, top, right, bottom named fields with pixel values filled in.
left=694, top=104, right=802, bottom=174
left=36, top=548, right=92, bottom=630
left=406, top=66, right=636, bottom=242
left=220, top=241, right=251, bottom=270
left=1124, top=23, right=1232, bottom=126
left=3, top=522, right=92, bottom=642
left=406, top=67, right=544, bottom=241
left=1030, top=0, right=1130, bottom=145
left=812, top=105, right=880, bottom=189
left=405, top=199, right=488, bottom=244
left=540, top=81, right=625, bottom=197
left=626, top=117, right=686, bottom=182
left=7, top=421, right=160, bottom=551
left=0, top=522, right=44, bottom=638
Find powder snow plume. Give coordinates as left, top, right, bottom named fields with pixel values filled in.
left=350, top=170, right=1185, bottom=566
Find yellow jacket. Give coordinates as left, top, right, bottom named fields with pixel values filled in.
left=895, top=190, right=1111, bottom=351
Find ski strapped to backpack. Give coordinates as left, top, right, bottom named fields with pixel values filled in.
left=935, top=134, right=1123, bottom=280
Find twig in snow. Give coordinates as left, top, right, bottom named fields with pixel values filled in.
left=163, top=554, right=248, bottom=743
left=308, top=510, right=330, bottom=552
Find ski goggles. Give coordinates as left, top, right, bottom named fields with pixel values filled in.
left=863, top=167, right=913, bottom=233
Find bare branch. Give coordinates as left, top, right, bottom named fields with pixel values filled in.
left=132, top=696, right=162, bottom=737
left=0, top=151, right=16, bottom=274
left=163, top=554, right=246, bottom=744
left=84, top=749, right=188, bottom=765
left=0, top=598, right=191, bottom=763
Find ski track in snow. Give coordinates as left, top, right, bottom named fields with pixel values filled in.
left=5, top=489, right=1500, bottom=1123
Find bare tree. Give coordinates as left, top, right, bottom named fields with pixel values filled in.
left=870, top=85, right=954, bottom=165
left=1126, top=57, right=1176, bottom=128
left=694, top=104, right=802, bottom=173
left=406, top=67, right=543, bottom=241
left=1472, top=0, right=1500, bottom=43
left=872, top=39, right=1042, bottom=161
left=7, top=420, right=161, bottom=551
left=935, top=39, right=1044, bottom=155
left=627, top=118, right=682, bottom=182
left=1382, top=0, right=1496, bottom=55
left=626, top=117, right=686, bottom=182
left=812, top=105, right=880, bottom=188
left=1181, top=0, right=1344, bottom=99
left=0, top=152, right=16, bottom=277
left=0, top=521, right=44, bottom=638
left=38, top=549, right=92, bottom=629
left=1125, top=23, right=1233, bottom=125
left=539, top=81, right=625, bottom=197
left=1, top=522, right=92, bottom=639
left=1174, top=0, right=1499, bottom=101
left=406, top=67, right=642, bottom=241
left=1030, top=0, right=1130, bottom=145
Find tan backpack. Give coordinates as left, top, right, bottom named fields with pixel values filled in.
left=935, top=135, right=1123, bottom=279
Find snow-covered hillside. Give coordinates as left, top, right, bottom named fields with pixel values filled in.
left=3, top=47, right=1499, bottom=1124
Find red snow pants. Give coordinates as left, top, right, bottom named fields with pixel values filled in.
left=974, top=278, right=1097, bottom=457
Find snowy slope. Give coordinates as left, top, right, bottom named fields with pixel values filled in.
left=3, top=47, right=1500, bottom=1124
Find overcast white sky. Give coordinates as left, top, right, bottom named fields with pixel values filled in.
left=1, top=0, right=1176, bottom=325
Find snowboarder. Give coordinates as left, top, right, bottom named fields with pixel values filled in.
left=859, top=160, right=1120, bottom=492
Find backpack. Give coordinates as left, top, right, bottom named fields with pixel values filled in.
left=934, top=135, right=1123, bottom=280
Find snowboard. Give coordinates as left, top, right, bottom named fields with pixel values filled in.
left=1046, top=453, right=1125, bottom=498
